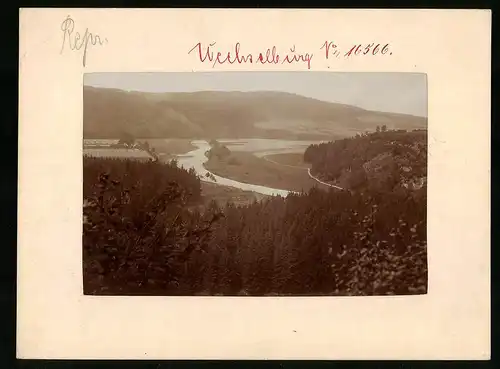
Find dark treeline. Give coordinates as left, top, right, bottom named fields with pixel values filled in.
left=198, top=187, right=426, bottom=296
left=83, top=156, right=201, bottom=202
left=304, top=129, right=427, bottom=191
left=206, top=139, right=231, bottom=160
left=83, top=157, right=203, bottom=295
left=83, top=151, right=427, bottom=296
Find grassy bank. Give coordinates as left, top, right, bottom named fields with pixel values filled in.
left=262, top=152, right=310, bottom=168
left=144, top=139, right=196, bottom=161
left=204, top=151, right=322, bottom=192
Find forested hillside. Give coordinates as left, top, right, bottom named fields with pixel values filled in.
left=83, top=86, right=427, bottom=140
left=83, top=150, right=427, bottom=296
left=304, top=129, right=427, bottom=192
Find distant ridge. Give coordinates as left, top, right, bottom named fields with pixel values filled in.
left=83, top=86, right=428, bottom=139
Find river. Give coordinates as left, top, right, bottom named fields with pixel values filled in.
left=175, top=139, right=322, bottom=197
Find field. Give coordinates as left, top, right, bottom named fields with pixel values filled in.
left=83, top=148, right=152, bottom=160
left=204, top=151, right=325, bottom=192
left=83, top=139, right=120, bottom=146
left=253, top=119, right=361, bottom=139
left=262, top=152, right=310, bottom=168
left=83, top=138, right=196, bottom=162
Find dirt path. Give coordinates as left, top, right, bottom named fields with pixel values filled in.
left=307, top=168, right=344, bottom=190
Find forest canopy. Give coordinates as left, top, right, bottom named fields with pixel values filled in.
left=83, top=128, right=427, bottom=296
left=304, top=129, right=427, bottom=192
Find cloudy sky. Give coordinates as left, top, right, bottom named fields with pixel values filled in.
left=84, top=72, right=427, bottom=117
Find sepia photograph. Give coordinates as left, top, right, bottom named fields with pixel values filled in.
left=82, top=72, right=428, bottom=296
left=17, top=8, right=490, bottom=360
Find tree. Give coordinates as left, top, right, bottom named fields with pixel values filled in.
left=376, top=126, right=381, bottom=133
left=381, top=125, right=387, bottom=132
left=118, top=132, right=135, bottom=146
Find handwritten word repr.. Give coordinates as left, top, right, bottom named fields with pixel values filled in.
left=60, top=15, right=108, bottom=67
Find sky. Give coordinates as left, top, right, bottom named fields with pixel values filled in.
left=84, top=72, right=427, bottom=117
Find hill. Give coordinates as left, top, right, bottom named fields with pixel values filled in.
left=83, top=86, right=427, bottom=140
left=304, top=129, right=427, bottom=193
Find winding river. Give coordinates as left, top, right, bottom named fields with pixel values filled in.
left=175, top=139, right=320, bottom=197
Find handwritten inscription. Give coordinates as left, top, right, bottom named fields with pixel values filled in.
left=343, top=43, right=391, bottom=57
left=189, top=41, right=392, bottom=69
left=60, top=15, right=108, bottom=67
left=189, top=42, right=313, bottom=69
